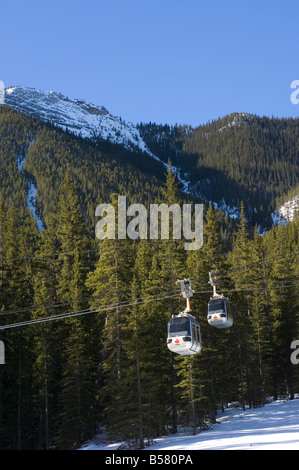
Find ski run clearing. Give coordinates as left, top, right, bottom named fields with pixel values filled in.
left=80, top=397, right=299, bottom=451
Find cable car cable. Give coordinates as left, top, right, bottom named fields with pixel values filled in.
left=0, top=281, right=211, bottom=318
left=0, top=291, right=183, bottom=330
left=0, top=282, right=298, bottom=331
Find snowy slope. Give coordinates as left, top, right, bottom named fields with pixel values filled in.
left=79, top=397, right=299, bottom=450
left=278, top=195, right=299, bottom=222
left=5, top=86, right=158, bottom=157
left=272, top=195, right=299, bottom=225
left=4, top=86, right=171, bottom=230
left=5, top=86, right=192, bottom=202
left=5, top=86, right=297, bottom=223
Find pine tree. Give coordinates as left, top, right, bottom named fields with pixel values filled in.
left=137, top=251, right=172, bottom=441
left=86, top=193, right=134, bottom=444
left=229, top=202, right=255, bottom=408
left=246, top=228, right=274, bottom=405
left=56, top=169, right=91, bottom=301
left=159, top=163, right=187, bottom=433
left=118, top=240, right=158, bottom=448
left=267, top=223, right=298, bottom=398
left=53, top=170, right=97, bottom=448
left=31, top=277, right=56, bottom=449
left=184, top=204, right=234, bottom=427
left=0, top=205, right=37, bottom=448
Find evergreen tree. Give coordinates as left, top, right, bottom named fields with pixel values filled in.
left=185, top=204, right=234, bottom=428
left=0, top=205, right=36, bottom=448
left=229, top=202, right=255, bottom=407
left=0, top=105, right=298, bottom=449
left=86, top=193, right=134, bottom=443
left=118, top=240, right=157, bottom=448
left=53, top=170, right=97, bottom=448
left=159, top=163, right=187, bottom=433
left=31, top=277, right=56, bottom=449
left=267, top=223, right=298, bottom=398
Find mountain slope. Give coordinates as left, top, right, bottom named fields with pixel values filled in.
left=139, top=114, right=299, bottom=227
left=0, top=93, right=298, bottom=451
left=2, top=86, right=298, bottom=228
left=0, top=106, right=167, bottom=233
left=5, top=86, right=157, bottom=157
left=80, top=397, right=299, bottom=450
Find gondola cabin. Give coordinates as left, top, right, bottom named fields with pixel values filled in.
left=207, top=296, right=233, bottom=329
left=167, top=314, right=202, bottom=355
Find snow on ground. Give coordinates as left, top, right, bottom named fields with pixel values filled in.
left=26, top=180, right=44, bottom=231
left=80, top=397, right=299, bottom=450
left=211, top=198, right=240, bottom=219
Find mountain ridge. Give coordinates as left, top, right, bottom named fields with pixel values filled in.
left=138, top=114, right=299, bottom=227
left=2, top=85, right=298, bottom=229
left=5, top=86, right=158, bottom=158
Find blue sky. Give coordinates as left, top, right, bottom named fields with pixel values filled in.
left=1, top=0, right=299, bottom=126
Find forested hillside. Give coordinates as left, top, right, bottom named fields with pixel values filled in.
left=139, top=113, right=299, bottom=227
left=0, top=105, right=298, bottom=450
left=0, top=106, right=168, bottom=228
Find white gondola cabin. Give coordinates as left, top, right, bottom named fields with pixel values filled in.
left=167, top=313, right=202, bottom=355
left=207, top=295, right=233, bottom=329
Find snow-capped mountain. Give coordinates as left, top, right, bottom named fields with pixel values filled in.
left=3, top=87, right=297, bottom=229
left=5, top=86, right=157, bottom=157
left=4, top=86, right=190, bottom=230
left=4, top=86, right=192, bottom=192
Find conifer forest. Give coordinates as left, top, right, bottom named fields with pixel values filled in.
left=0, top=106, right=298, bottom=450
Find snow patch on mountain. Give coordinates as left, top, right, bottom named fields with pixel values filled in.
left=5, top=86, right=194, bottom=197
left=218, top=112, right=250, bottom=133
left=16, top=150, right=26, bottom=172
left=278, top=195, right=299, bottom=222
left=5, top=86, right=158, bottom=157
left=211, top=198, right=240, bottom=219
left=272, top=195, right=299, bottom=225
left=4, top=86, right=194, bottom=225
left=26, top=180, right=44, bottom=231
